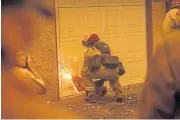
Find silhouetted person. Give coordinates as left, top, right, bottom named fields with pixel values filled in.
left=163, top=0, right=180, bottom=34
left=140, top=30, right=180, bottom=118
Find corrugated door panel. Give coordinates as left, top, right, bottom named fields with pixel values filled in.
left=58, top=0, right=145, bottom=7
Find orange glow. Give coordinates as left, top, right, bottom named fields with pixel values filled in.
left=61, top=69, right=79, bottom=94
left=63, top=72, right=72, bottom=80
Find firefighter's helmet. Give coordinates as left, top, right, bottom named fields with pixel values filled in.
left=82, top=34, right=100, bottom=47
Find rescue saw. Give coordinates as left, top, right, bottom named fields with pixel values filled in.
left=71, top=75, right=85, bottom=92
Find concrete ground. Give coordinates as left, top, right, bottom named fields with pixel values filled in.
left=50, top=83, right=143, bottom=119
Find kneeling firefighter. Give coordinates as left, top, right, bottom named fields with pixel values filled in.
left=81, top=34, right=125, bottom=103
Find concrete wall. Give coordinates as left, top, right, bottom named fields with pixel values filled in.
left=23, top=0, right=59, bottom=100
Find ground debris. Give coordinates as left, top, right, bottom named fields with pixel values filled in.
left=55, top=83, right=142, bottom=118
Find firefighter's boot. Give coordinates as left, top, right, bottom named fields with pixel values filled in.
left=114, top=88, right=123, bottom=102
left=84, top=90, right=101, bottom=103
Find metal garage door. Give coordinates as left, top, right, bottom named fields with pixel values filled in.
left=56, top=0, right=147, bottom=97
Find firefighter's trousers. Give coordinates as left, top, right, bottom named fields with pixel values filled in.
left=81, top=66, right=122, bottom=93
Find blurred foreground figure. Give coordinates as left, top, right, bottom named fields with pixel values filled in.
left=140, top=30, right=180, bottom=118
left=15, top=52, right=46, bottom=94
left=2, top=0, right=82, bottom=118
left=163, top=0, right=180, bottom=34
left=81, top=34, right=125, bottom=103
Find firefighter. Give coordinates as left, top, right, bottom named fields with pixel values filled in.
left=81, top=34, right=125, bottom=103
left=163, top=0, right=180, bottom=34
